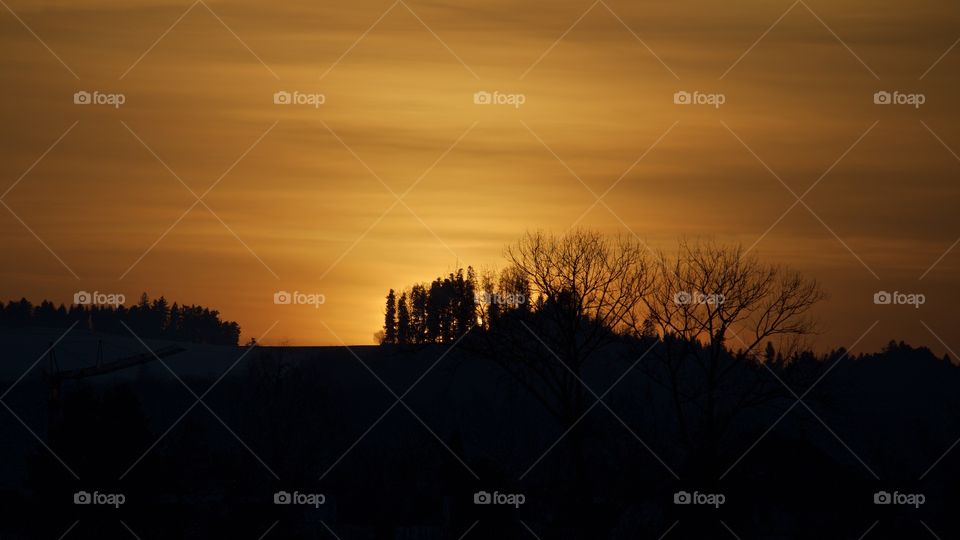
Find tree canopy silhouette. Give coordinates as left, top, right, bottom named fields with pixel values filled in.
left=0, top=293, right=241, bottom=346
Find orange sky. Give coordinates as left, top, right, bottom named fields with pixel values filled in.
left=1, top=0, right=959, bottom=353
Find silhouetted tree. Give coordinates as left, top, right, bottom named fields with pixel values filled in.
left=410, top=284, right=428, bottom=344
left=629, top=238, right=825, bottom=477
left=384, top=289, right=398, bottom=345
left=397, top=292, right=410, bottom=345
left=0, top=294, right=241, bottom=345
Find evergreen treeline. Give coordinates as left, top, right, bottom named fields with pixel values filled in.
left=382, top=267, right=481, bottom=345
left=381, top=265, right=533, bottom=346
left=0, top=293, right=241, bottom=346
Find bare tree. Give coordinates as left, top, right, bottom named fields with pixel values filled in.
left=474, top=230, right=654, bottom=499
left=629, top=238, right=825, bottom=475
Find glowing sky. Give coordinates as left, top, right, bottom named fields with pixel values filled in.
left=1, top=0, right=958, bottom=352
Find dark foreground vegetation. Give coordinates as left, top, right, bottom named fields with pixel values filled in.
left=0, top=293, right=241, bottom=346
left=1, top=231, right=957, bottom=539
